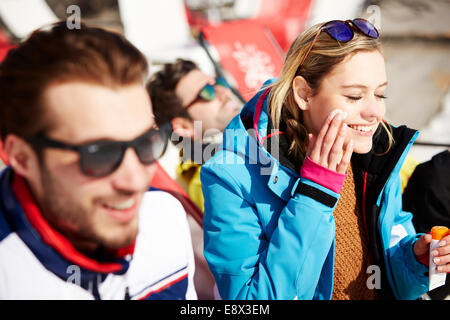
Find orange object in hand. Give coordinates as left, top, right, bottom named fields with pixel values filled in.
left=429, top=226, right=449, bottom=290
left=431, top=226, right=449, bottom=240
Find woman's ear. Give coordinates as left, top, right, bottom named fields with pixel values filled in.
left=292, top=76, right=312, bottom=111
left=171, top=117, right=194, bottom=138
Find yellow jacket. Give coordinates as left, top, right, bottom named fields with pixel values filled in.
left=177, top=160, right=204, bottom=212
left=400, top=155, right=419, bottom=192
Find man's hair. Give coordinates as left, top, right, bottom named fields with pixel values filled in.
left=0, top=21, right=148, bottom=141
left=146, top=59, right=198, bottom=127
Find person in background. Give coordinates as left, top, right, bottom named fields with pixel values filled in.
left=403, top=149, right=450, bottom=300
left=0, top=22, right=197, bottom=299
left=147, top=59, right=242, bottom=212
left=147, top=59, right=242, bottom=300
left=200, top=18, right=450, bottom=300
left=399, top=155, right=419, bottom=192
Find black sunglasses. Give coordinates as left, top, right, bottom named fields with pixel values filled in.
left=26, top=123, right=171, bottom=177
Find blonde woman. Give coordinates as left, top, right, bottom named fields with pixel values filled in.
left=201, top=19, right=450, bottom=300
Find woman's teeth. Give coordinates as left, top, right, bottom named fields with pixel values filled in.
left=348, top=125, right=372, bottom=132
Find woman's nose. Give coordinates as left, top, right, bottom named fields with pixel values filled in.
left=361, top=96, right=385, bottom=121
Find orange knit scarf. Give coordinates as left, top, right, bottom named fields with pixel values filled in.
left=332, top=164, right=376, bottom=300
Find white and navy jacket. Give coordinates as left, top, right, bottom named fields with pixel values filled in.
left=0, top=167, right=197, bottom=300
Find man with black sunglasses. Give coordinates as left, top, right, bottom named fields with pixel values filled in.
left=0, top=22, right=197, bottom=299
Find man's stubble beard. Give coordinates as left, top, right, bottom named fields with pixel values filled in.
left=38, top=163, right=139, bottom=252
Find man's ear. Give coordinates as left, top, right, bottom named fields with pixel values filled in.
left=292, top=76, right=312, bottom=111
left=4, top=134, right=38, bottom=179
left=171, top=117, right=194, bottom=138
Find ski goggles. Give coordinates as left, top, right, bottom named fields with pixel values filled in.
left=27, top=123, right=171, bottom=177
left=185, top=76, right=230, bottom=109
left=298, top=18, right=379, bottom=70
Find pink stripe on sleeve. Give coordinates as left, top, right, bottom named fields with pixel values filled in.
left=300, top=157, right=347, bottom=193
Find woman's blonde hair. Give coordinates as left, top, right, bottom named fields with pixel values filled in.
left=267, top=22, right=393, bottom=166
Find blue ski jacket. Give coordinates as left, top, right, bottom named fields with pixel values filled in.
left=201, top=85, right=429, bottom=300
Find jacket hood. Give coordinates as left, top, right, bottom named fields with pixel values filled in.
left=220, top=81, right=288, bottom=176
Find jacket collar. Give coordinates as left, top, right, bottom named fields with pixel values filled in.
left=220, top=84, right=299, bottom=201
left=352, top=124, right=418, bottom=206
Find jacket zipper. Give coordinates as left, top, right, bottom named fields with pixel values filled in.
left=362, top=170, right=380, bottom=300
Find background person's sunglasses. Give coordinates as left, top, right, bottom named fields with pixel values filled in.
left=185, top=76, right=230, bottom=109
left=298, top=18, right=379, bottom=71
left=26, top=122, right=171, bottom=177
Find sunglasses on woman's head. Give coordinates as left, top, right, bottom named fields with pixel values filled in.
left=26, top=122, right=171, bottom=178
left=185, top=76, right=230, bottom=110
left=323, top=18, right=378, bottom=42
left=298, top=18, right=379, bottom=70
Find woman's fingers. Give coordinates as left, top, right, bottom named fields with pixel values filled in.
left=336, top=139, right=353, bottom=174
left=413, top=233, right=432, bottom=257
left=432, top=234, right=450, bottom=273
left=309, top=111, right=333, bottom=163
left=319, top=111, right=346, bottom=167
left=308, top=109, right=353, bottom=173
left=327, top=122, right=347, bottom=171
left=310, top=109, right=347, bottom=167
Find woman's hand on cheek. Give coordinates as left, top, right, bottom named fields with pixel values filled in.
left=307, top=109, right=353, bottom=174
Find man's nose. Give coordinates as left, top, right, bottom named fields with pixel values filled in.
left=215, top=84, right=232, bottom=102
left=110, top=147, right=154, bottom=193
